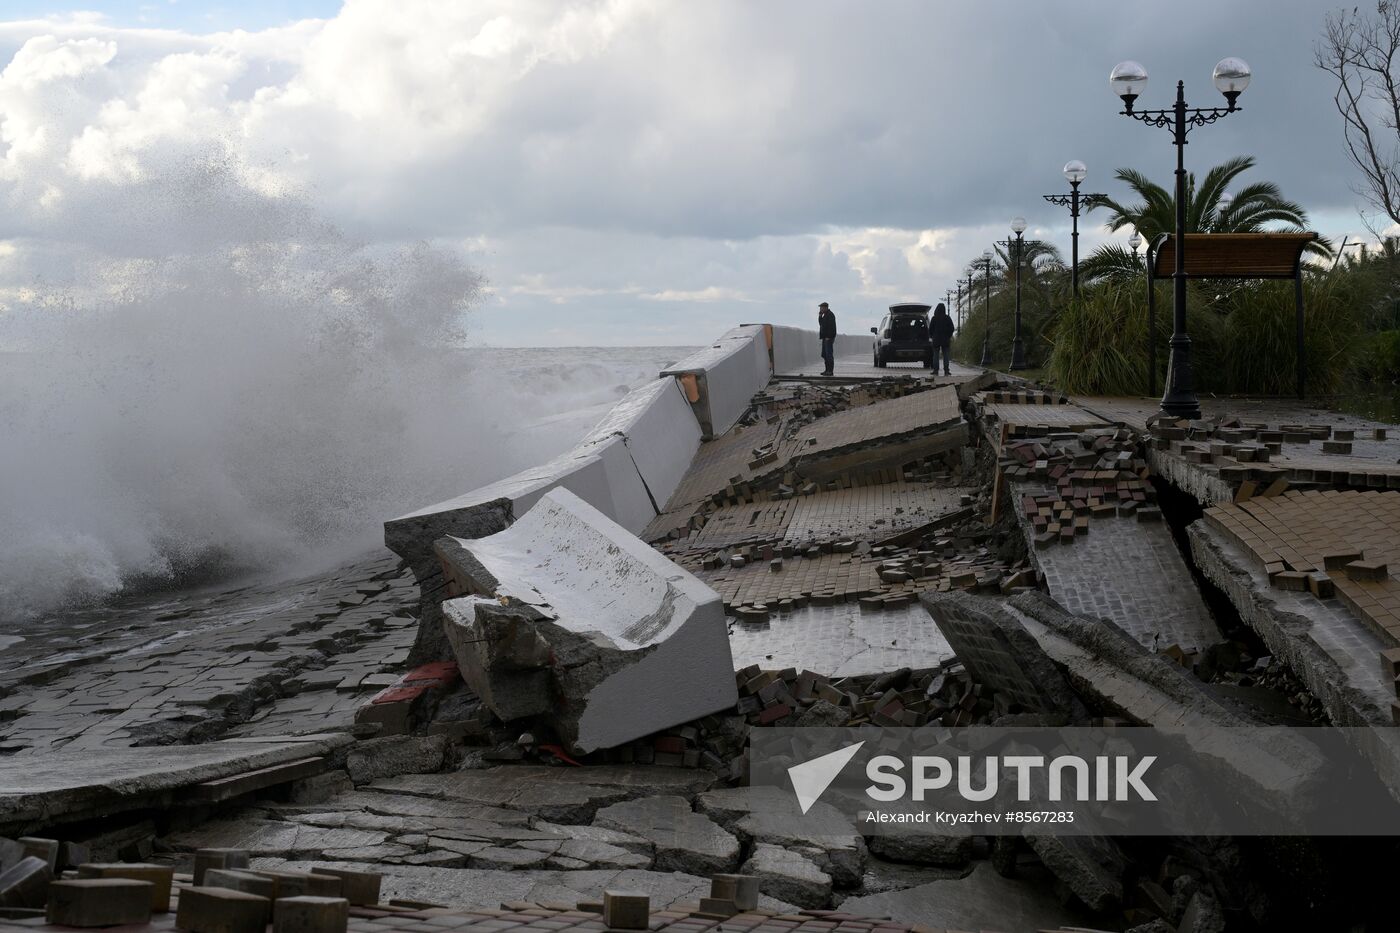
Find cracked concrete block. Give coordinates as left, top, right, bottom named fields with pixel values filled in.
left=592, top=796, right=739, bottom=876
left=739, top=843, right=831, bottom=909
left=436, top=488, right=736, bottom=752
left=288, top=771, right=353, bottom=805
left=345, top=735, right=449, bottom=785
left=1024, top=833, right=1127, bottom=912
left=695, top=786, right=864, bottom=887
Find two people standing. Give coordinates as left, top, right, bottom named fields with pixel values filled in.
left=818, top=299, right=953, bottom=376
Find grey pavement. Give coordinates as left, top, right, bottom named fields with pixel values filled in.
left=1016, top=494, right=1221, bottom=653
left=0, top=551, right=417, bottom=756
left=778, top=352, right=981, bottom=381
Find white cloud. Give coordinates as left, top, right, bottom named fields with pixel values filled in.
left=0, top=0, right=1372, bottom=344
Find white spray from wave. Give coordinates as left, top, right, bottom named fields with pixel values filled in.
left=0, top=163, right=665, bottom=623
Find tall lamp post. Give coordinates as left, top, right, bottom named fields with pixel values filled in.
left=979, top=249, right=994, bottom=366
left=955, top=283, right=964, bottom=333
left=1042, top=160, right=1105, bottom=298
left=1111, top=57, right=1252, bottom=419
left=1004, top=217, right=1029, bottom=370
left=1128, top=231, right=1153, bottom=395
left=964, top=271, right=975, bottom=334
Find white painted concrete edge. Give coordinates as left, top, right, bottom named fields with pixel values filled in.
left=386, top=322, right=859, bottom=557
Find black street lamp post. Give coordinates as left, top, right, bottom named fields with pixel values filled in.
left=979, top=249, right=993, bottom=366
left=1128, top=231, right=1154, bottom=395
left=1111, top=57, right=1252, bottom=419
left=955, top=283, right=963, bottom=333
left=1042, top=160, right=1105, bottom=298
left=963, top=272, right=974, bottom=335
left=1001, top=218, right=1029, bottom=371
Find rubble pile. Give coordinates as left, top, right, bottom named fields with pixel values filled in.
left=729, top=662, right=991, bottom=730
left=998, top=426, right=1161, bottom=546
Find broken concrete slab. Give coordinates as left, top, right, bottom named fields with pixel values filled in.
left=271, top=789, right=532, bottom=826
left=739, top=843, right=831, bottom=909
left=166, top=820, right=390, bottom=858
left=344, top=735, right=449, bottom=785
left=436, top=489, right=736, bottom=753
left=922, top=590, right=1088, bottom=718
left=694, top=786, right=865, bottom=887
left=1024, top=833, right=1127, bottom=912
left=839, top=861, right=1090, bottom=929
left=368, top=764, right=715, bottom=823
left=865, top=832, right=973, bottom=868
left=0, top=734, right=353, bottom=837
left=1000, top=591, right=1332, bottom=827
left=592, top=796, right=739, bottom=876
left=527, top=821, right=653, bottom=857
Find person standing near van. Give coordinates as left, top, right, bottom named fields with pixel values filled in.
left=818, top=302, right=836, bottom=376
left=930, top=302, right=954, bottom=376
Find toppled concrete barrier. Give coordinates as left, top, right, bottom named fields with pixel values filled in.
left=435, top=488, right=737, bottom=753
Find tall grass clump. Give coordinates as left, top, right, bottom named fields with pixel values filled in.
left=1046, top=281, right=1151, bottom=395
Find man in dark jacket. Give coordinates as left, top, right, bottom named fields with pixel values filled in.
left=817, top=302, right=836, bottom=375
left=930, top=303, right=954, bottom=376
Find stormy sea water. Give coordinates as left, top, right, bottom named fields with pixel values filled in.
left=0, top=162, right=693, bottom=631
left=0, top=343, right=691, bottom=632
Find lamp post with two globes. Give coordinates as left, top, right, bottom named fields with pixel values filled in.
left=1109, top=56, right=1252, bottom=419
left=1042, top=161, right=1105, bottom=299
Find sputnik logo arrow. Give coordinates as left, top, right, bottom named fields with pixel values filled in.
left=787, top=741, right=864, bottom=814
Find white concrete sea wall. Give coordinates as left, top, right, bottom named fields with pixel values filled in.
left=661, top=325, right=771, bottom=439
left=437, top=488, right=737, bottom=752
left=769, top=325, right=869, bottom=373
left=385, top=322, right=868, bottom=570
left=384, top=322, right=865, bottom=667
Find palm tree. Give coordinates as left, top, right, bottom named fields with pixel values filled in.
left=1080, top=156, right=1329, bottom=284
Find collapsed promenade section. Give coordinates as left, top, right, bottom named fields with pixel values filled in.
left=3, top=323, right=1400, bottom=931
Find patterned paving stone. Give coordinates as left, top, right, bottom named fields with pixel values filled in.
left=1019, top=505, right=1220, bottom=653
left=0, top=552, right=417, bottom=756
left=1204, top=489, right=1400, bottom=645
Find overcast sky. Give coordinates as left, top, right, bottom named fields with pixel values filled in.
left=0, top=1, right=1380, bottom=345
